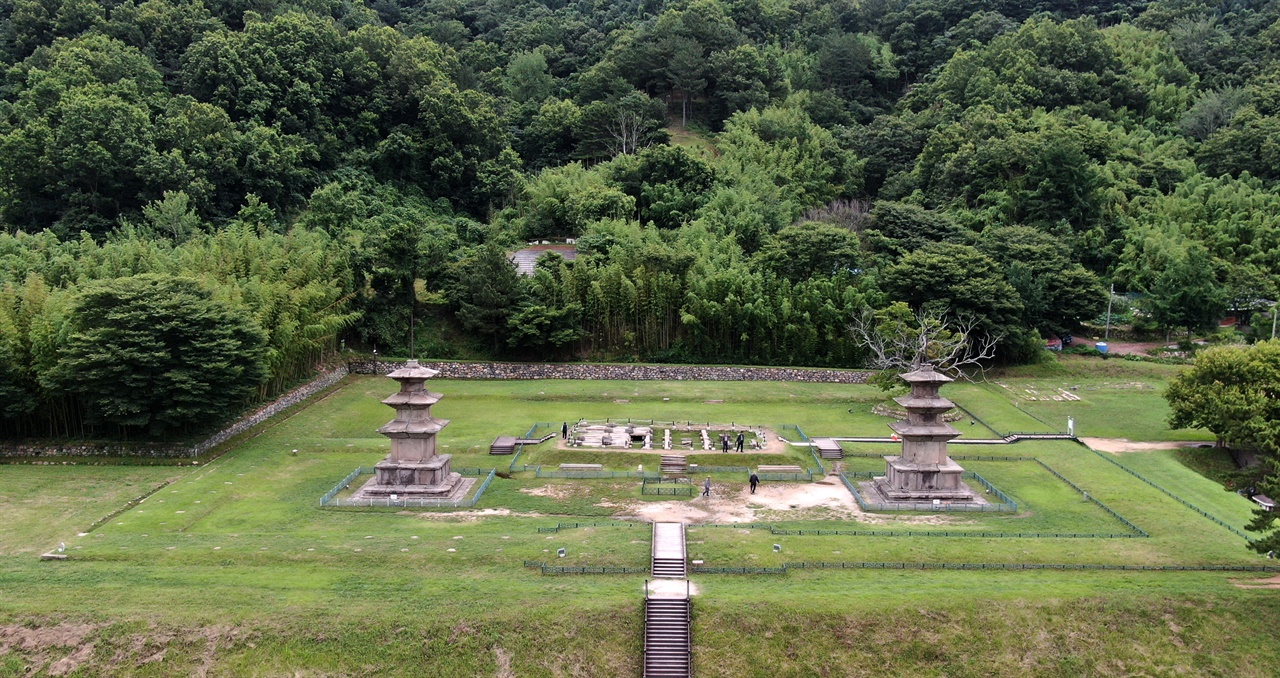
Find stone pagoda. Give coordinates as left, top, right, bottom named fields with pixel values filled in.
left=353, top=360, right=468, bottom=500
left=872, top=363, right=976, bottom=502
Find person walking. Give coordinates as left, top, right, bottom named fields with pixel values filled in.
left=749, top=472, right=759, bottom=494
left=561, top=422, right=568, bottom=439
left=736, top=432, right=745, bottom=453
left=702, top=476, right=711, bottom=497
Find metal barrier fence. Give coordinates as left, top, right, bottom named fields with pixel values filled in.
left=838, top=452, right=1035, bottom=462
left=691, top=566, right=787, bottom=575
left=778, top=424, right=810, bottom=442
left=687, top=465, right=752, bottom=473
left=687, top=561, right=1280, bottom=576
left=1033, top=459, right=1147, bottom=536
left=535, top=468, right=660, bottom=479
left=758, top=471, right=814, bottom=481
left=951, top=402, right=1005, bottom=437
left=767, top=528, right=1144, bottom=538
left=507, top=422, right=553, bottom=473
left=320, top=468, right=496, bottom=508
left=807, top=445, right=827, bottom=475
left=839, top=472, right=1019, bottom=513
left=523, top=560, right=649, bottom=575
left=537, top=521, right=642, bottom=533
left=642, top=477, right=693, bottom=496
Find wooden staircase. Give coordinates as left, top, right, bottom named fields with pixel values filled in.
left=813, top=437, right=844, bottom=460
left=660, top=455, right=688, bottom=476
left=645, top=521, right=691, bottom=677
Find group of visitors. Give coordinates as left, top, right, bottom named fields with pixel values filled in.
left=702, top=472, right=760, bottom=496
left=719, top=432, right=745, bottom=453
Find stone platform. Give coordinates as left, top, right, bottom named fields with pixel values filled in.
left=351, top=474, right=475, bottom=502
left=857, top=479, right=989, bottom=510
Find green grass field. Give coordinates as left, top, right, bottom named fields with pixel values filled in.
left=2, top=357, right=1279, bottom=676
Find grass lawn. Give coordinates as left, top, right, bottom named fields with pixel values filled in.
left=3, top=364, right=1280, bottom=676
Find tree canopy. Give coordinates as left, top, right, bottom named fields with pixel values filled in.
left=3, top=0, right=1280, bottom=439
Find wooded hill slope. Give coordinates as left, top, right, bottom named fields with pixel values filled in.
left=1, top=0, right=1278, bottom=437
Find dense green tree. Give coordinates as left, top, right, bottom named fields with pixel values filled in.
left=863, top=201, right=969, bottom=258
left=448, top=242, right=524, bottom=351
left=756, top=221, right=861, bottom=283
left=1145, top=243, right=1226, bottom=340
left=976, top=225, right=1107, bottom=337
left=1165, top=341, right=1280, bottom=452
left=607, top=145, right=716, bottom=229
left=881, top=242, right=1023, bottom=340
left=44, top=274, right=269, bottom=436
left=506, top=50, right=555, bottom=103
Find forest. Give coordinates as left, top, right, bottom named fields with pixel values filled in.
left=1, top=0, right=1279, bottom=438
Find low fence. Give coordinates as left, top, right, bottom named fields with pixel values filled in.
left=1086, top=448, right=1252, bottom=540
left=687, top=465, right=751, bottom=473
left=1033, top=460, right=1148, bottom=536
left=806, top=446, right=827, bottom=475
left=778, top=424, right=810, bottom=442
left=758, top=471, right=815, bottom=481
left=320, top=468, right=496, bottom=508
left=838, top=452, right=1035, bottom=462
left=535, top=467, right=660, bottom=479
left=507, top=422, right=553, bottom=473
left=537, top=521, right=643, bottom=533
left=523, top=561, right=649, bottom=575
left=642, top=477, right=693, bottom=496
left=688, top=561, right=1280, bottom=576
left=839, top=472, right=1019, bottom=513
left=767, top=528, right=1144, bottom=539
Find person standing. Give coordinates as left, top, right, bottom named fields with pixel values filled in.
left=721, top=435, right=730, bottom=454
left=702, top=476, right=711, bottom=497
left=749, top=472, right=759, bottom=494
left=736, top=432, right=745, bottom=453
left=561, top=422, right=568, bottom=439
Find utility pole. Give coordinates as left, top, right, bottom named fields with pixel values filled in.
left=1272, top=301, right=1277, bottom=341
left=1104, top=283, right=1115, bottom=341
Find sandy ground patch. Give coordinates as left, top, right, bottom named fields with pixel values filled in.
left=1081, top=437, right=1211, bottom=454
left=613, top=478, right=965, bottom=526
left=407, top=508, right=547, bottom=521
left=647, top=578, right=700, bottom=597
left=1231, top=574, right=1280, bottom=589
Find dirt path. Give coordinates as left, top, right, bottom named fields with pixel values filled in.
left=1072, top=338, right=1173, bottom=355
left=1080, top=437, right=1210, bottom=454
left=612, top=478, right=959, bottom=526
left=1232, top=574, right=1280, bottom=589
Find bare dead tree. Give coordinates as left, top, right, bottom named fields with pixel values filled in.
left=850, top=306, right=1001, bottom=379
left=802, top=199, right=871, bottom=232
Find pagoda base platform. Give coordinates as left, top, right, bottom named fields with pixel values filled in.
left=353, top=453, right=469, bottom=500
left=874, top=455, right=976, bottom=501
left=859, top=479, right=988, bottom=510
left=352, top=474, right=472, bottom=501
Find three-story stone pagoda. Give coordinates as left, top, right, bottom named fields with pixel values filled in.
left=353, top=360, right=468, bottom=500
left=871, top=363, right=976, bottom=502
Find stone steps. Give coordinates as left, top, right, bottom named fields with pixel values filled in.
left=660, top=455, right=688, bottom=476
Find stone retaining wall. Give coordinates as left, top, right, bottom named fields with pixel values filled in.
left=0, top=366, right=349, bottom=459
left=3, top=360, right=872, bottom=459
left=347, top=360, right=871, bottom=383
